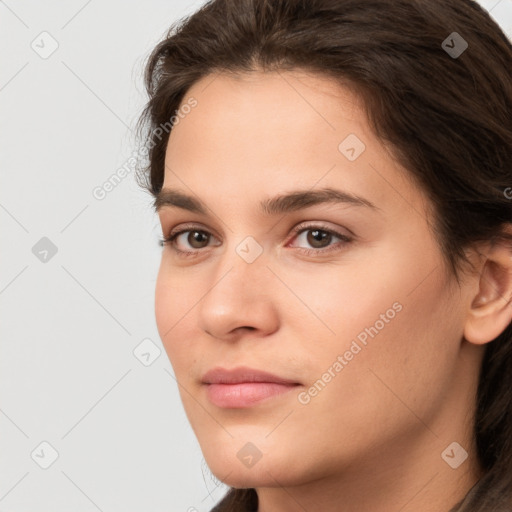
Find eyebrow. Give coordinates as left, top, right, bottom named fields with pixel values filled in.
left=154, top=187, right=379, bottom=215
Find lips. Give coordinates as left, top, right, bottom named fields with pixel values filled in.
left=201, top=366, right=300, bottom=385
left=201, top=366, right=301, bottom=408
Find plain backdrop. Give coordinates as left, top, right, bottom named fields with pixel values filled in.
left=1, top=1, right=511, bottom=511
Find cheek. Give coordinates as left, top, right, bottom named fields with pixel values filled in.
left=282, top=284, right=458, bottom=473
left=154, top=266, right=173, bottom=339
left=328, top=272, right=459, bottom=434
left=154, top=263, right=192, bottom=363
left=287, top=245, right=459, bottom=420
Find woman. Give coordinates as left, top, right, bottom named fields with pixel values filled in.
left=136, top=0, right=512, bottom=510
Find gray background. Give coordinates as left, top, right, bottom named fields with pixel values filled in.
left=1, top=1, right=511, bottom=511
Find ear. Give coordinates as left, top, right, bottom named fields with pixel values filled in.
left=464, top=231, right=512, bottom=345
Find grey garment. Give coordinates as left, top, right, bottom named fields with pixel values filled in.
left=212, top=481, right=483, bottom=512
left=211, top=478, right=495, bottom=512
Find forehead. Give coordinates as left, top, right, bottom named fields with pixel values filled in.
left=178, top=69, right=365, bottom=135
left=161, top=69, right=425, bottom=221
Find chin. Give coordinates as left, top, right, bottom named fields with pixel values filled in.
left=201, top=445, right=306, bottom=490
left=215, top=471, right=267, bottom=489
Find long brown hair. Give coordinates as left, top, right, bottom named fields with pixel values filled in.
left=136, top=1, right=512, bottom=510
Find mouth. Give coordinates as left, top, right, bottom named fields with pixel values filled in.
left=201, top=366, right=302, bottom=408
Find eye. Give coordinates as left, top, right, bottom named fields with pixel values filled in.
left=159, top=222, right=353, bottom=258
left=159, top=222, right=219, bottom=258
left=159, top=225, right=217, bottom=257
left=288, top=222, right=353, bottom=256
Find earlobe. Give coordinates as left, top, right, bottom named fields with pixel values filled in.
left=464, top=241, right=512, bottom=345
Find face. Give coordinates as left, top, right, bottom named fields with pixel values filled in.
left=154, top=70, right=474, bottom=490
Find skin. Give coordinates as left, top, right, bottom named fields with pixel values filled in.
left=154, top=69, right=512, bottom=512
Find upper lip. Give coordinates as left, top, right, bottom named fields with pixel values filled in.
left=201, top=366, right=300, bottom=385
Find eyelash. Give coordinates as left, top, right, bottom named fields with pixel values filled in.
left=158, top=222, right=353, bottom=259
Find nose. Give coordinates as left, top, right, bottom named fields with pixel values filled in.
left=197, top=246, right=280, bottom=341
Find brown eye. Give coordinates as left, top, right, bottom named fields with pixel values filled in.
left=289, top=223, right=353, bottom=257
left=186, top=230, right=210, bottom=249
left=159, top=223, right=352, bottom=258
left=306, top=229, right=333, bottom=249
left=159, top=226, right=218, bottom=256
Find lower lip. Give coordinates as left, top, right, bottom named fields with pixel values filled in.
left=204, top=382, right=299, bottom=408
